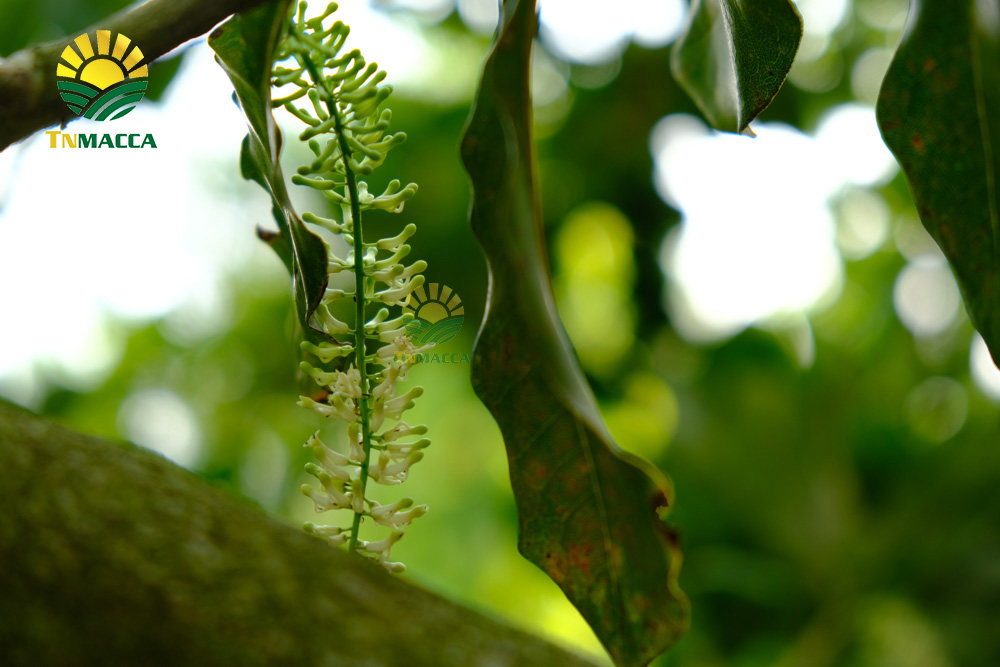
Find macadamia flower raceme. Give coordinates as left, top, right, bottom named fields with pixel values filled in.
left=274, top=0, right=430, bottom=573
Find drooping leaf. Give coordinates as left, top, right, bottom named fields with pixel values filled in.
left=877, top=0, right=1000, bottom=368
left=671, top=0, right=802, bottom=134
left=208, top=1, right=331, bottom=354
left=461, top=2, right=689, bottom=665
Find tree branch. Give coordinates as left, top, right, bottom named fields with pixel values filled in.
left=0, top=0, right=272, bottom=152
left=0, top=399, right=597, bottom=666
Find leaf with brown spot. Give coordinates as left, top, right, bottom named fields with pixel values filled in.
left=877, top=0, right=1000, bottom=367
left=461, top=1, right=689, bottom=665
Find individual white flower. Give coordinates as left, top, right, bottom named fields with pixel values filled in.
left=322, top=287, right=350, bottom=304
left=378, top=421, right=427, bottom=444
left=367, top=383, right=422, bottom=432
left=326, top=253, right=351, bottom=273
left=369, top=449, right=424, bottom=485
left=369, top=244, right=410, bottom=270
left=304, top=523, right=350, bottom=546
left=371, top=501, right=427, bottom=528
left=332, top=366, right=363, bottom=399
left=363, top=307, right=391, bottom=331
left=300, top=340, right=354, bottom=363
left=303, top=522, right=343, bottom=537
left=368, top=497, right=413, bottom=518
left=355, top=180, right=375, bottom=207
left=376, top=325, right=409, bottom=342
left=371, top=364, right=402, bottom=401
left=360, top=246, right=378, bottom=268
left=347, top=423, right=365, bottom=462
left=298, top=395, right=339, bottom=418
left=375, top=223, right=416, bottom=251
left=381, top=386, right=424, bottom=422
left=376, top=335, right=433, bottom=362
left=383, top=437, right=430, bottom=461
left=351, top=483, right=365, bottom=514
left=368, top=179, right=418, bottom=214
left=371, top=259, right=426, bottom=287
left=305, top=459, right=354, bottom=489
left=300, top=481, right=352, bottom=512
left=370, top=313, right=413, bottom=336
left=306, top=462, right=350, bottom=489
left=381, top=560, right=406, bottom=573
left=327, top=394, right=359, bottom=422
left=300, top=361, right=340, bottom=388
left=314, top=304, right=352, bottom=335
left=302, top=210, right=347, bottom=235
left=375, top=274, right=424, bottom=306
left=363, top=529, right=404, bottom=555
left=307, top=432, right=358, bottom=471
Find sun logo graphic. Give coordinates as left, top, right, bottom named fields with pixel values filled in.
left=403, top=283, right=465, bottom=346
left=56, top=31, right=148, bottom=121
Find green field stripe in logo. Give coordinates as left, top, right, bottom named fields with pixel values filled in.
left=108, top=106, right=136, bottom=121
left=406, top=317, right=464, bottom=346
left=405, top=319, right=431, bottom=336
left=65, top=104, right=83, bottom=115
left=84, top=80, right=148, bottom=120
left=56, top=80, right=99, bottom=97
left=59, top=92, right=91, bottom=110
left=91, top=93, right=144, bottom=121
left=425, top=318, right=464, bottom=344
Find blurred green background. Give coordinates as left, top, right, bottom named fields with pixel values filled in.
left=2, top=0, right=999, bottom=665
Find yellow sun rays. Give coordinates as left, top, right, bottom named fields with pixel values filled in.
left=405, top=284, right=464, bottom=324
left=56, top=31, right=147, bottom=90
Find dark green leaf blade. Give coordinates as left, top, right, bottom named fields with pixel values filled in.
left=671, top=0, right=802, bottom=134
left=877, top=0, right=1000, bottom=367
left=461, top=2, right=689, bottom=665
left=208, top=1, right=331, bottom=352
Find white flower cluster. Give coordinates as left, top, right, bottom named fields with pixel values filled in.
left=274, top=0, right=432, bottom=573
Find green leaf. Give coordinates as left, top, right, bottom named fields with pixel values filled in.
left=877, top=0, right=1000, bottom=367
left=461, top=2, right=689, bottom=665
left=208, top=1, right=332, bottom=353
left=671, top=0, right=802, bottom=134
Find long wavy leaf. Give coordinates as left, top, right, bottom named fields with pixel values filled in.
left=461, top=2, right=689, bottom=665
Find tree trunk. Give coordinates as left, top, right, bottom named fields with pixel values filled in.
left=0, top=399, right=596, bottom=666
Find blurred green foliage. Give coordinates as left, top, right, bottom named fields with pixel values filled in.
left=6, top=0, right=1000, bottom=665
left=0, top=0, right=130, bottom=55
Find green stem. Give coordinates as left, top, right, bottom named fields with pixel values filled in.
left=301, top=52, right=373, bottom=554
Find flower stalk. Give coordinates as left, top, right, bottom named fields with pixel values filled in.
left=273, top=0, right=429, bottom=573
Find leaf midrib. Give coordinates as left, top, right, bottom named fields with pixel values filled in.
left=575, top=416, right=628, bottom=660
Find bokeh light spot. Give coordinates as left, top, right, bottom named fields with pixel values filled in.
left=903, top=376, right=968, bottom=445
left=118, top=387, right=202, bottom=468
left=834, top=187, right=891, bottom=260
left=652, top=115, right=843, bottom=341
left=893, top=259, right=961, bottom=338
left=969, top=333, right=1000, bottom=401
left=555, top=202, right=636, bottom=374
left=539, top=0, right=686, bottom=63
